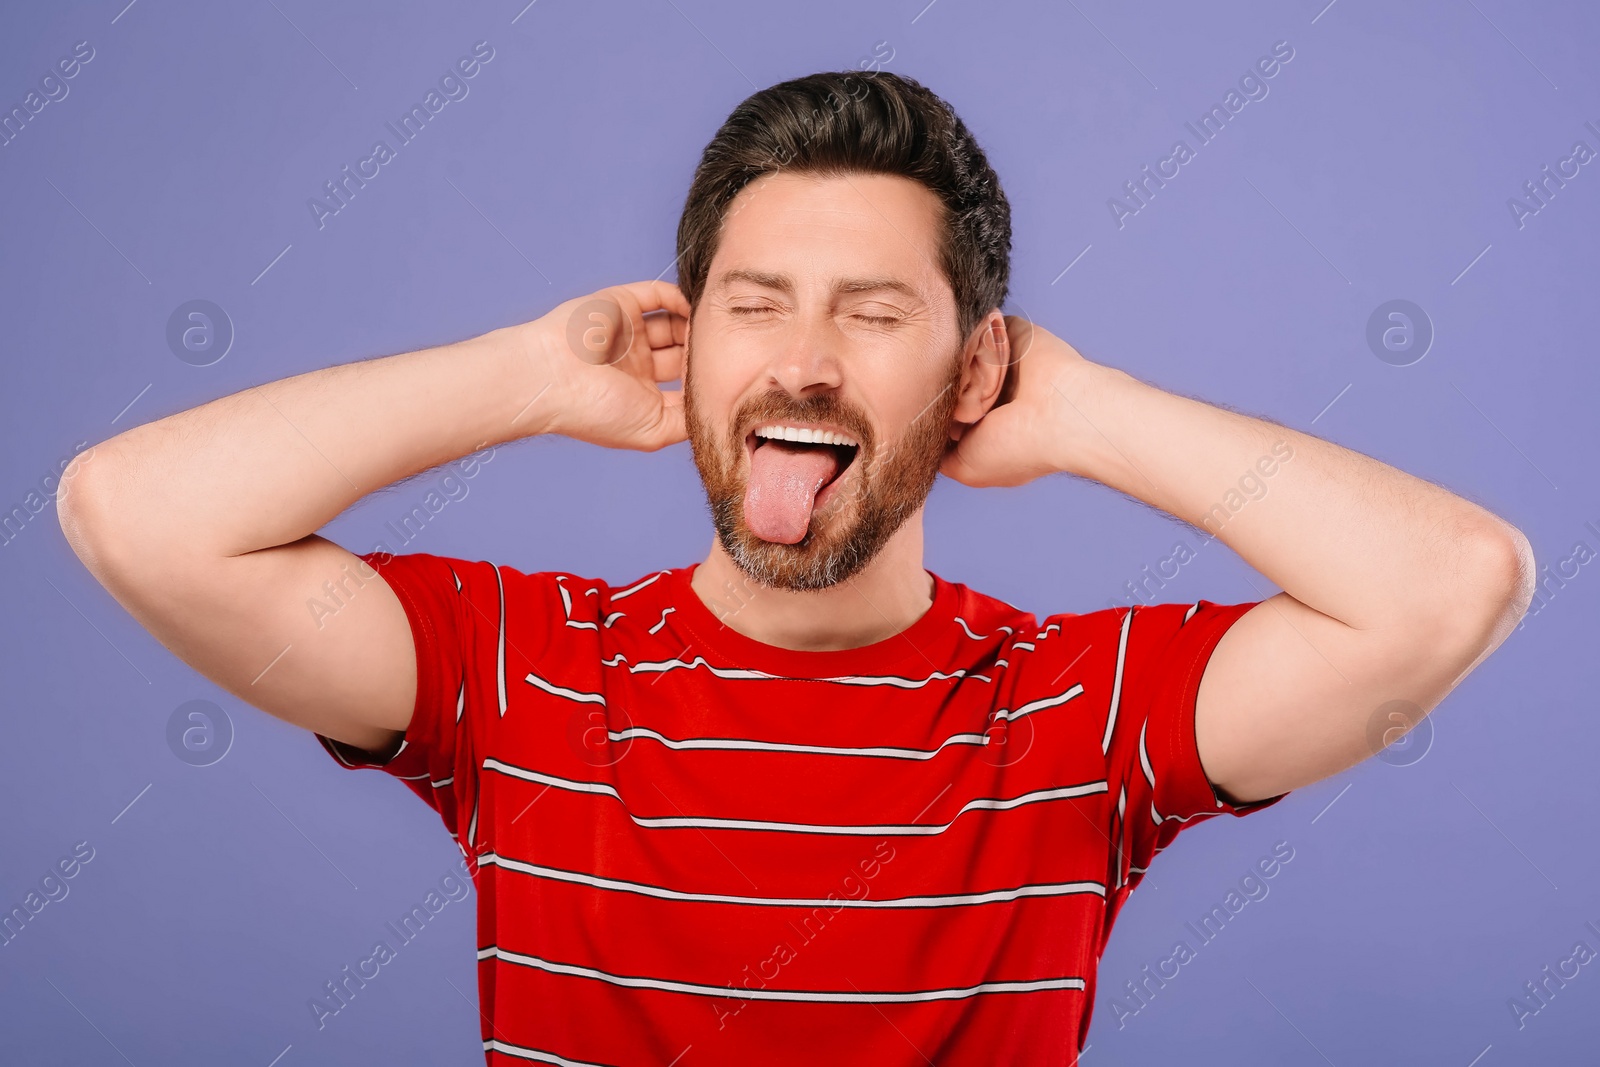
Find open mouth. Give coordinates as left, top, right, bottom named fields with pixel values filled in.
left=740, top=423, right=863, bottom=543
left=745, top=426, right=861, bottom=495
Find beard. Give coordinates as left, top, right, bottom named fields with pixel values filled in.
left=682, top=334, right=963, bottom=592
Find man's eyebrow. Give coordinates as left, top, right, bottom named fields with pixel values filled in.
left=713, top=269, right=921, bottom=301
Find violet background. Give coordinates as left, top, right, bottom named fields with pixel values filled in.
left=2, top=0, right=1597, bottom=1063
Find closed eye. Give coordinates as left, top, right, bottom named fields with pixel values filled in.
left=728, top=306, right=899, bottom=325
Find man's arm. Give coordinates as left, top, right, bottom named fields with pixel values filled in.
left=941, top=318, right=1536, bottom=804
left=56, top=282, right=689, bottom=755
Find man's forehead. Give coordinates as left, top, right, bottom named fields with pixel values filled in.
left=705, top=172, right=948, bottom=296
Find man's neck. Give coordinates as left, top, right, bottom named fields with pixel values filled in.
left=688, top=517, right=936, bottom=652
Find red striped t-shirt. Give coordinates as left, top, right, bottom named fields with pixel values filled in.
left=317, top=552, right=1287, bottom=1065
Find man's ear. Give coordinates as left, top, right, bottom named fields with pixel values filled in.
left=949, top=309, right=1009, bottom=438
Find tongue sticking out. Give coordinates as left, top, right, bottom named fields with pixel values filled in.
left=743, top=440, right=842, bottom=544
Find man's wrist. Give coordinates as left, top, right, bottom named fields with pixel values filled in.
left=475, top=320, right=568, bottom=440
left=1045, top=357, right=1135, bottom=483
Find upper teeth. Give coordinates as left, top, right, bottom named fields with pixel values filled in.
left=754, top=425, right=859, bottom=447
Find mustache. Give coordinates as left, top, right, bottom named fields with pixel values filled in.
left=730, top=391, right=875, bottom=451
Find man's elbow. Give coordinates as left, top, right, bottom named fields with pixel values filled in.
left=1451, top=517, right=1537, bottom=651
left=55, top=445, right=105, bottom=559
left=55, top=442, right=132, bottom=579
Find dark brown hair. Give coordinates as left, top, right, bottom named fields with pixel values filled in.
left=675, top=70, right=1012, bottom=344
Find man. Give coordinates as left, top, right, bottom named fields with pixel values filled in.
left=59, top=71, right=1532, bottom=1065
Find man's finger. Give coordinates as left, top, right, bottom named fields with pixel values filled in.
left=652, top=344, right=686, bottom=384
left=618, top=279, right=691, bottom=320
left=642, top=310, right=685, bottom=352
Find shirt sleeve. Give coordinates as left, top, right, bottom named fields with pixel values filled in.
left=313, top=550, right=495, bottom=849
left=1100, top=599, right=1289, bottom=892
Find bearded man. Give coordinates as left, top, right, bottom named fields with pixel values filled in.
left=59, top=70, right=1532, bottom=1066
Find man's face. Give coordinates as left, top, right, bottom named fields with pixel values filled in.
left=682, top=171, right=967, bottom=591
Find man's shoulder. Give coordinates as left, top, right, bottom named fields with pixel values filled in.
left=937, top=575, right=1036, bottom=637
left=940, top=574, right=1152, bottom=633
left=944, top=573, right=1244, bottom=651
left=361, top=549, right=664, bottom=587
left=357, top=549, right=685, bottom=613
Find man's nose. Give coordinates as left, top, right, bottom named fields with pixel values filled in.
left=766, top=311, right=844, bottom=397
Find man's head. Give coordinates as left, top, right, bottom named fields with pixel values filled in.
left=677, top=71, right=1013, bottom=591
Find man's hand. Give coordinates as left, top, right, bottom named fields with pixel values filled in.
left=522, top=280, right=691, bottom=452
left=939, top=316, right=1088, bottom=489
